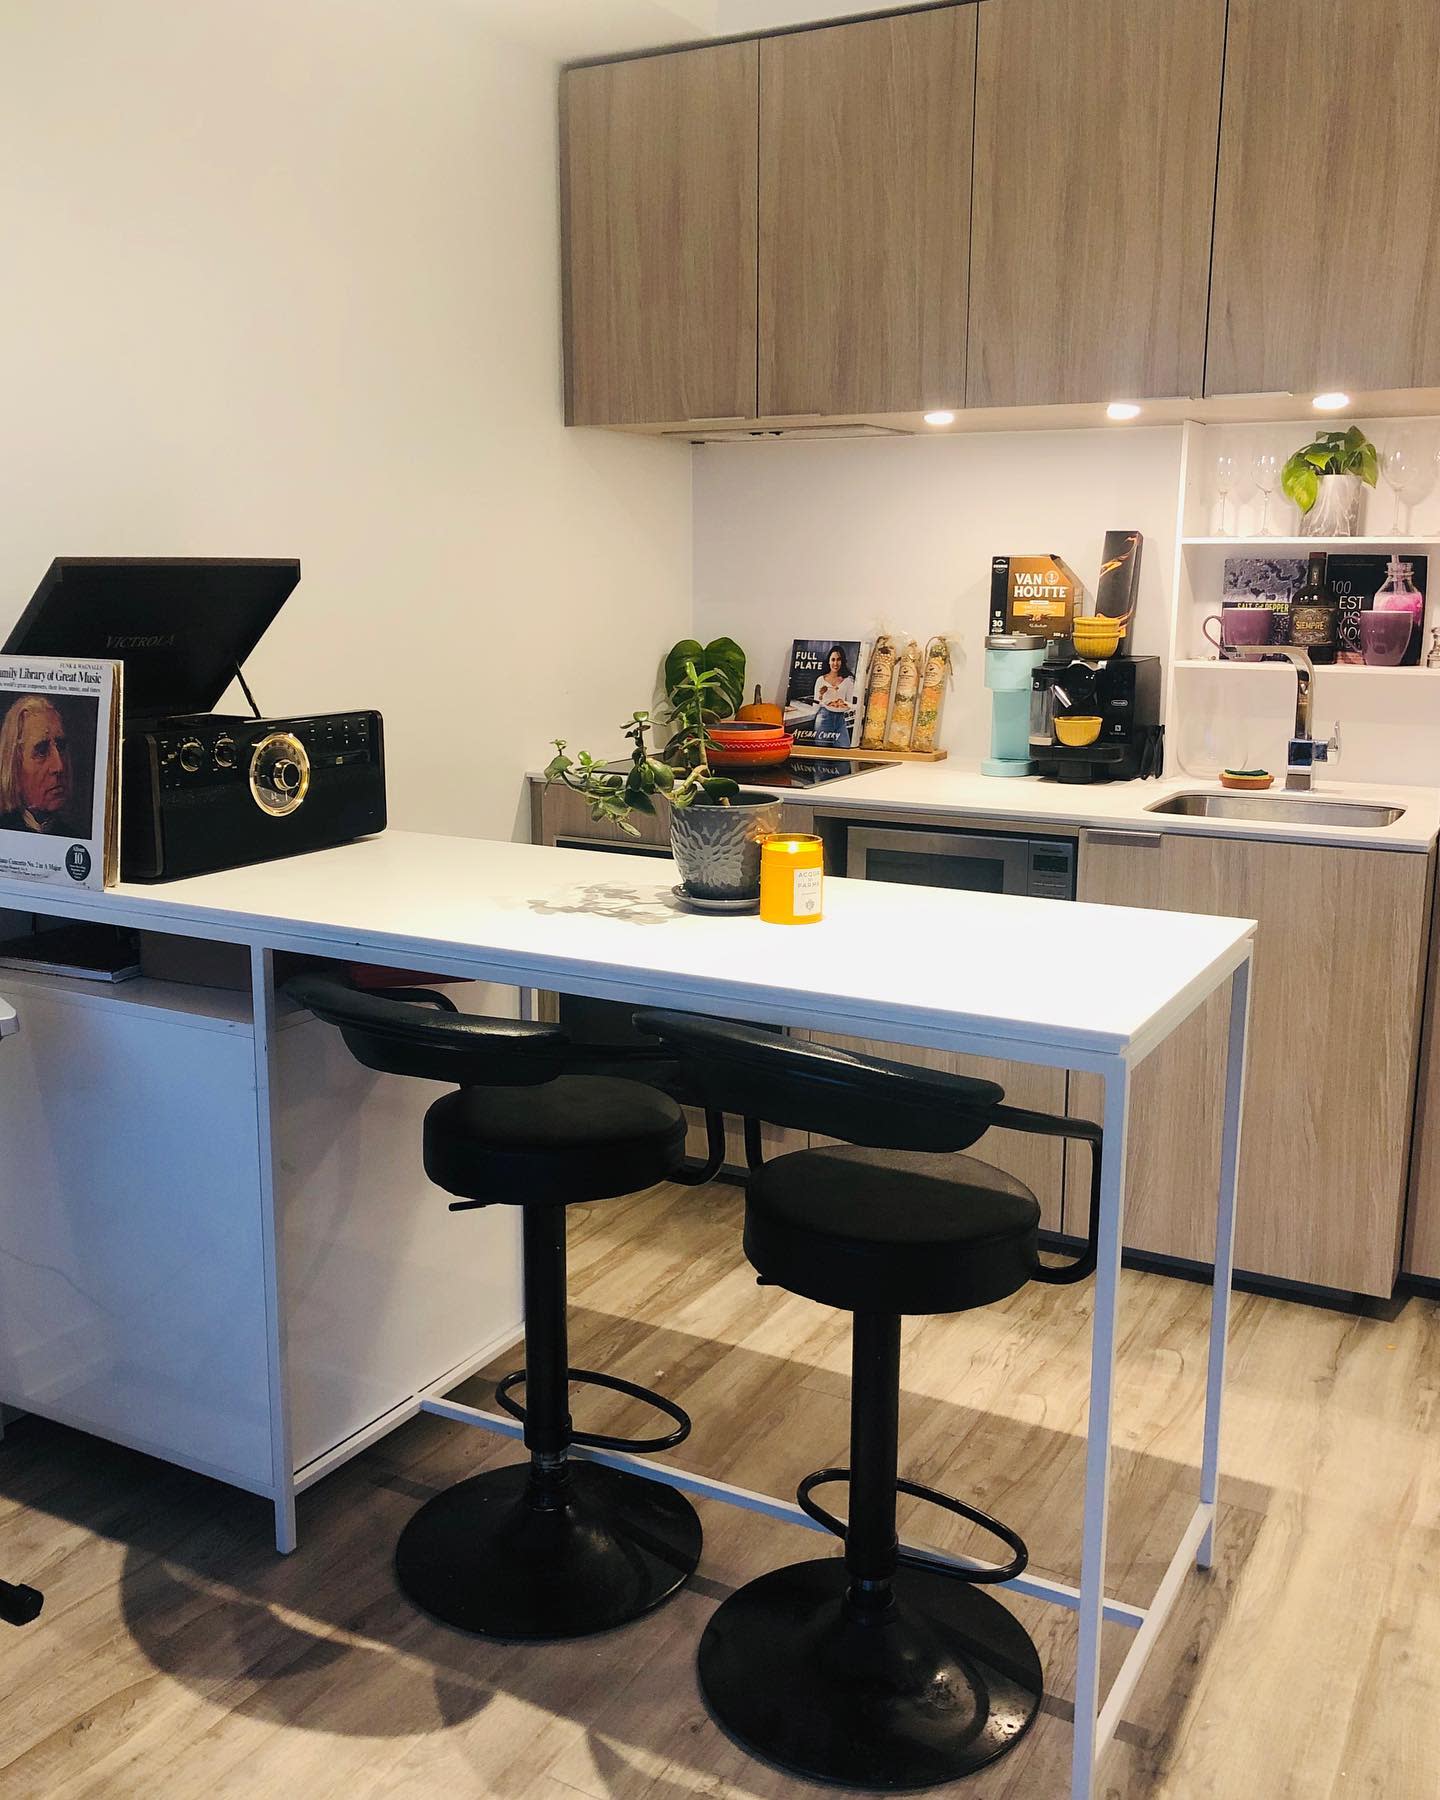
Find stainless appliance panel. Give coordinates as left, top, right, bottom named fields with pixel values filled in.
left=844, top=825, right=1075, bottom=900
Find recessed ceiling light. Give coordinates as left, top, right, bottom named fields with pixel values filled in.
left=1106, top=401, right=1142, bottom=421
left=922, top=410, right=956, bottom=427
left=1312, top=391, right=1351, bottom=412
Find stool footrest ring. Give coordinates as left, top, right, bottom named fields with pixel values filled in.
left=796, top=1466, right=1028, bottom=1585
left=496, top=1366, right=691, bottom=1454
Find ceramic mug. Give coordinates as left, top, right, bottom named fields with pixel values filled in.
left=1203, top=603, right=1274, bottom=651
left=1359, top=610, right=1413, bottom=667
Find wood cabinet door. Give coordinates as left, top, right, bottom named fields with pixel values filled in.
left=1404, top=871, right=1440, bottom=1280
left=804, top=1033, right=1067, bottom=1234
left=1207, top=0, right=1440, bottom=396
left=562, top=43, right=759, bottom=427
left=758, top=7, right=975, bottom=418
left=966, top=0, right=1225, bottom=409
left=1068, top=831, right=1429, bottom=1296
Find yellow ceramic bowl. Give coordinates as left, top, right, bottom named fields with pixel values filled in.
left=1071, top=617, right=1124, bottom=659
left=1055, top=715, right=1103, bottom=747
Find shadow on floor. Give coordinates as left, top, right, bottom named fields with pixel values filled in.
left=0, top=1304, right=1266, bottom=1793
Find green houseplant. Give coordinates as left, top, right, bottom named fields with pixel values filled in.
left=1282, top=426, right=1378, bottom=536
left=545, top=642, right=783, bottom=902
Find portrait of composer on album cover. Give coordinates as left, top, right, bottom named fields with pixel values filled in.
left=0, top=691, right=99, bottom=838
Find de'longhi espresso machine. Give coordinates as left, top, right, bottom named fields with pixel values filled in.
left=1029, top=645, right=1163, bottom=783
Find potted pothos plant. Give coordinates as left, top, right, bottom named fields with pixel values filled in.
left=545, top=639, right=783, bottom=904
left=1282, top=426, right=1379, bottom=537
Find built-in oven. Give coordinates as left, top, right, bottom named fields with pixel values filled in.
left=842, top=822, right=1076, bottom=900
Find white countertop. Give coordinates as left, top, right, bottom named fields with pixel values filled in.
left=774, top=764, right=1440, bottom=853
left=0, top=833, right=1253, bottom=1069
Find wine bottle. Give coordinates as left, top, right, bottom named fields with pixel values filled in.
left=1288, top=551, right=1337, bottom=665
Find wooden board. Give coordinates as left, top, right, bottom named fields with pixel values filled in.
left=1207, top=0, right=1440, bottom=395
left=786, top=745, right=947, bottom=763
left=563, top=43, right=759, bottom=427
left=758, top=6, right=975, bottom=417
left=967, top=0, right=1226, bottom=408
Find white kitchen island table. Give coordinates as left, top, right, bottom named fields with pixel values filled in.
left=0, top=831, right=1254, bottom=1799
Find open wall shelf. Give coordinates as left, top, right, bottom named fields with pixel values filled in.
left=1174, top=659, right=1439, bottom=677
left=1183, top=536, right=1440, bottom=550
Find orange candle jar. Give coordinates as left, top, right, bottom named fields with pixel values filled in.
left=760, top=834, right=824, bottom=924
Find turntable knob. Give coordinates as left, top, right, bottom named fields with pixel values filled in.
left=248, top=731, right=311, bottom=816
left=179, top=739, right=205, bottom=774
left=213, top=736, right=236, bottom=771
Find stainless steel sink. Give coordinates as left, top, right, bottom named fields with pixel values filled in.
left=1146, top=792, right=1406, bottom=828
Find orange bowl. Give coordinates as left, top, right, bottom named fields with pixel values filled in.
left=709, top=722, right=788, bottom=744
left=706, top=737, right=793, bottom=768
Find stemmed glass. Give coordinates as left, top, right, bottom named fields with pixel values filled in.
left=1252, top=449, right=1281, bottom=537
left=1214, top=450, right=1238, bottom=536
left=1381, top=431, right=1427, bottom=535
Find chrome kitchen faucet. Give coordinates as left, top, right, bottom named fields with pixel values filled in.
left=1228, top=645, right=1341, bottom=791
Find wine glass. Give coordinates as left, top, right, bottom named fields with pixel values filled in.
left=1214, top=450, right=1238, bottom=536
left=1252, top=449, right=1281, bottom=536
left=1382, top=431, right=1427, bottom=534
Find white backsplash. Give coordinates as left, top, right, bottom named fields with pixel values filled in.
left=692, top=418, right=1440, bottom=794
left=692, top=427, right=1184, bottom=768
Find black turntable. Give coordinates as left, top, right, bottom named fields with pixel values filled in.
left=3, top=558, right=386, bottom=881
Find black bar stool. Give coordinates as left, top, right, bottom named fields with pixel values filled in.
left=637, top=1011, right=1102, bottom=1791
left=288, top=975, right=705, bottom=1640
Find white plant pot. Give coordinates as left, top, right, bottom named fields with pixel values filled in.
left=1301, top=473, right=1364, bottom=537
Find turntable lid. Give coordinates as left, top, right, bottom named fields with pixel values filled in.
left=2, top=557, right=301, bottom=716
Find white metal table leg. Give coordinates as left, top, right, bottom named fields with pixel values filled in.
left=1198, top=952, right=1252, bottom=1570
left=250, top=945, right=298, bottom=1555
left=1070, top=1057, right=1132, bottom=1800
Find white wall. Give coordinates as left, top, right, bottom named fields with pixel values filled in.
left=692, top=428, right=1184, bottom=766
left=0, top=0, right=693, bottom=842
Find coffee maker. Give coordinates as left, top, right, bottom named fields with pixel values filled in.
left=1029, top=651, right=1162, bottom=783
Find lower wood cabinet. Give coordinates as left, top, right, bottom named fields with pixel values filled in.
left=1402, top=888, right=1440, bottom=1281
left=1066, top=829, right=1432, bottom=1296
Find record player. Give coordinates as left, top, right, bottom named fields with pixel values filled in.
left=3, top=558, right=386, bottom=881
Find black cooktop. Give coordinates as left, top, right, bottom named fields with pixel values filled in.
left=742, top=757, right=895, bottom=788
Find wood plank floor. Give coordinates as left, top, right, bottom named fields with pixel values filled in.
left=2, top=1176, right=1438, bottom=1798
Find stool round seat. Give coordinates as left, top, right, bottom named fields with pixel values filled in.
left=747, top=1144, right=1041, bottom=1315
left=424, top=1074, right=687, bottom=1206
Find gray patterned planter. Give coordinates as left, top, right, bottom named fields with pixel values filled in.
left=669, top=791, right=783, bottom=901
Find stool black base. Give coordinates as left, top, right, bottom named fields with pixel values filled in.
left=697, top=1556, right=1042, bottom=1790
left=395, top=1459, right=702, bottom=1640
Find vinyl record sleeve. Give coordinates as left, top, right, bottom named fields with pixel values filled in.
left=0, top=656, right=121, bottom=889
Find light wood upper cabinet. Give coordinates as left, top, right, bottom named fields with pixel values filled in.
left=757, top=7, right=975, bottom=418
left=1067, top=831, right=1431, bottom=1297
left=966, top=0, right=1226, bottom=409
left=1207, top=0, right=1440, bottom=396
left=562, top=44, right=759, bottom=427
